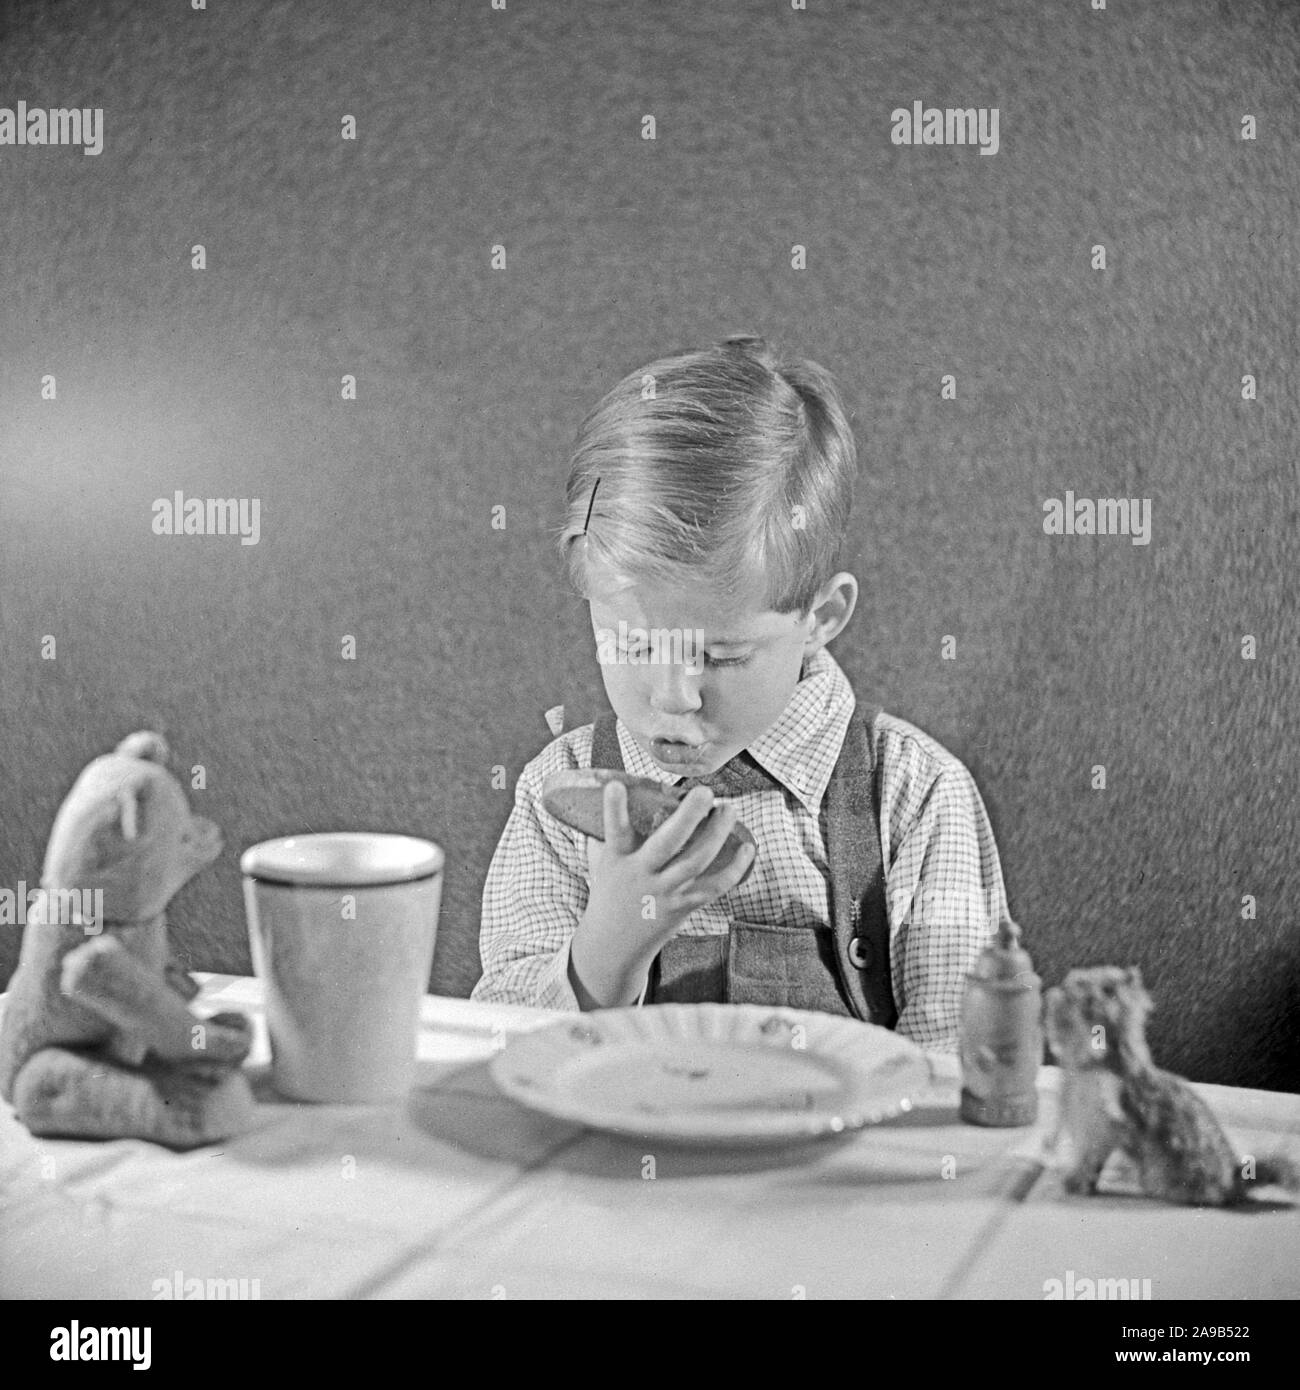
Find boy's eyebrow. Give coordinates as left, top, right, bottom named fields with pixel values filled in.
left=589, top=613, right=770, bottom=646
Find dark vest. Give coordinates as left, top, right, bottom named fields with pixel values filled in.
left=587, top=709, right=897, bottom=1027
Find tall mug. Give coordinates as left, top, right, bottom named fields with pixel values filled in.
left=241, top=833, right=444, bottom=1102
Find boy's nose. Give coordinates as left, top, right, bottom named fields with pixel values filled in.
left=646, top=661, right=702, bottom=715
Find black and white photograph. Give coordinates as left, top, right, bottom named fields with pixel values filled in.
left=1, top=0, right=1297, bottom=1332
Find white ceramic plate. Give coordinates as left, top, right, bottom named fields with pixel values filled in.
left=489, top=1004, right=933, bottom=1145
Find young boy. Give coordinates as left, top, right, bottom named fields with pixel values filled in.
left=472, top=335, right=1010, bottom=1052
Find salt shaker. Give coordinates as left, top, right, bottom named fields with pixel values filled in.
left=959, top=918, right=1042, bottom=1126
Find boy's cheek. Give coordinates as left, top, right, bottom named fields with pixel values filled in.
left=725, top=663, right=807, bottom=744
left=598, top=663, right=641, bottom=716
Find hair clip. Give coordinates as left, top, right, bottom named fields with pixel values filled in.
left=582, top=477, right=601, bottom=534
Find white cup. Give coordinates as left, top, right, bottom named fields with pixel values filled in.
left=241, top=832, right=444, bottom=1103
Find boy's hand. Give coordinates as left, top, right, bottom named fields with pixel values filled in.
left=568, top=780, right=755, bottom=1008
left=589, top=779, right=753, bottom=932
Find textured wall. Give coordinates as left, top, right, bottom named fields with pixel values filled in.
left=1, top=0, right=1296, bottom=1089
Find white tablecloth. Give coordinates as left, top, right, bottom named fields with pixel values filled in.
left=2, top=976, right=1297, bottom=1299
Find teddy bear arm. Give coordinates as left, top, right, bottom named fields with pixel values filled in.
left=61, top=936, right=249, bottom=1065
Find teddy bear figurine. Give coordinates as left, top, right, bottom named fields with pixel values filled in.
left=0, top=731, right=256, bottom=1149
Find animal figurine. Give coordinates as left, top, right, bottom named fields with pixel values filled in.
left=0, top=732, right=255, bottom=1149
left=1044, top=965, right=1298, bottom=1206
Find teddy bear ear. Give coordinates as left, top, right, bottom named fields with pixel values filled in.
left=1126, top=966, right=1145, bottom=990
left=116, top=731, right=169, bottom=764
left=118, top=784, right=142, bottom=841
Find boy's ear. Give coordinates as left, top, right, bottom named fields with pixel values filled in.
left=804, top=572, right=858, bottom=649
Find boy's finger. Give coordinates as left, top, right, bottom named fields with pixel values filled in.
left=601, top=779, right=639, bottom=855
left=659, top=803, right=739, bottom=888
left=686, top=838, right=756, bottom=903
left=639, top=785, right=716, bottom=867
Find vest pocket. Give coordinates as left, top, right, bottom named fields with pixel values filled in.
left=727, top=920, right=855, bottom=1016
left=648, top=934, right=727, bottom=1005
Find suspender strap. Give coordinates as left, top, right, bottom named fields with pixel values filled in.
left=825, top=707, right=897, bottom=1028
left=589, top=711, right=623, bottom=774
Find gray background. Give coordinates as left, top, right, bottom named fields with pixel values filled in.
left=1, top=0, right=1296, bottom=1088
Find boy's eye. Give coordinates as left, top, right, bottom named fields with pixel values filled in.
left=605, top=637, right=753, bottom=668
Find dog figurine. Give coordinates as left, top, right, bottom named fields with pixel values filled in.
left=0, top=732, right=255, bottom=1148
left=1044, top=965, right=1297, bottom=1206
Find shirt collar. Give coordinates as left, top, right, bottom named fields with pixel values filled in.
left=614, top=646, right=856, bottom=816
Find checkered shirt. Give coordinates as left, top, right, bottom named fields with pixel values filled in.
left=472, top=648, right=1010, bottom=1052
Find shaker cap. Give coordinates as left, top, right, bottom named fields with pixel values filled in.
left=969, top=918, right=1039, bottom=984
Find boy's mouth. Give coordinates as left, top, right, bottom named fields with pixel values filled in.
left=648, top=736, right=709, bottom=769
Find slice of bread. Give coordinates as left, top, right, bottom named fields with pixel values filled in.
left=541, top=769, right=757, bottom=883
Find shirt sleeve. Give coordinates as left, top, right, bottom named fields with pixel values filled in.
left=471, top=745, right=591, bottom=1011
left=878, top=728, right=1010, bottom=1053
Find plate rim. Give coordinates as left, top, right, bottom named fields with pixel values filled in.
left=488, top=1002, right=933, bottom=1145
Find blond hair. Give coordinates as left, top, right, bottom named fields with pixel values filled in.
left=559, top=335, right=857, bottom=614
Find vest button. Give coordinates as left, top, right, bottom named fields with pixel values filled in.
left=848, top=936, right=871, bottom=969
